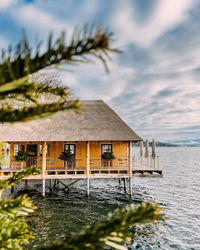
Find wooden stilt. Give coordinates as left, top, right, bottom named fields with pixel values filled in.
left=42, top=179, right=45, bottom=198
left=42, top=141, right=47, bottom=198
left=87, top=178, right=90, bottom=197
left=86, top=141, right=90, bottom=197
left=119, top=178, right=121, bottom=185
left=129, top=141, right=133, bottom=198
left=129, top=177, right=132, bottom=199
left=25, top=180, right=28, bottom=186
left=49, top=179, right=52, bottom=193
left=123, top=178, right=127, bottom=192
left=11, top=186, right=14, bottom=194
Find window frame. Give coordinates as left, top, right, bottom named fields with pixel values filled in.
left=13, top=144, right=19, bottom=156
left=101, top=144, right=113, bottom=154
left=39, top=144, right=50, bottom=157
left=63, top=143, right=76, bottom=168
left=101, top=143, right=113, bottom=167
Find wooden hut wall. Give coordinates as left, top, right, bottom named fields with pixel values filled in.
left=9, top=141, right=128, bottom=168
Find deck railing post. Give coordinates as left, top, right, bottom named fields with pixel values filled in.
left=86, top=141, right=90, bottom=197
left=42, top=141, right=47, bottom=198
left=140, top=141, right=143, bottom=166
left=128, top=141, right=133, bottom=198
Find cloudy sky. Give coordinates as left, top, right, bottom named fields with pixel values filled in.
left=0, top=0, right=200, bottom=143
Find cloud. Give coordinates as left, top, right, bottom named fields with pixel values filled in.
left=60, top=60, right=131, bottom=102
left=11, top=4, right=73, bottom=39
left=0, top=0, right=199, bottom=142
left=0, top=0, right=15, bottom=10
left=112, top=0, right=195, bottom=47
left=0, top=36, right=9, bottom=49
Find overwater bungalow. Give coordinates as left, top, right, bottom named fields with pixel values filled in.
left=0, top=100, right=162, bottom=197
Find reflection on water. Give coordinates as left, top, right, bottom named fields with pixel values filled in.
left=5, top=147, right=200, bottom=249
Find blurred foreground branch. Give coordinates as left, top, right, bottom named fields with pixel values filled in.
left=40, top=202, right=166, bottom=250
left=0, top=25, right=119, bottom=122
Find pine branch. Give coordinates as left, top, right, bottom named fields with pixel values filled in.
left=0, top=194, right=36, bottom=249
left=0, top=26, right=120, bottom=85
left=0, top=166, right=39, bottom=191
left=39, top=203, right=166, bottom=250
left=0, top=26, right=118, bottom=122
left=0, top=76, right=81, bottom=122
left=0, top=99, right=80, bottom=123
left=0, top=25, right=121, bottom=249
left=0, top=194, right=36, bottom=217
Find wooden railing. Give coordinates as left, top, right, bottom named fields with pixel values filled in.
left=133, top=156, right=160, bottom=170
left=2, top=156, right=160, bottom=171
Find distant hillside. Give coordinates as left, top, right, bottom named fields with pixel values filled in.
left=133, top=139, right=200, bottom=147
left=154, top=142, right=179, bottom=147
left=168, top=139, right=200, bottom=147
left=133, top=141, right=179, bottom=147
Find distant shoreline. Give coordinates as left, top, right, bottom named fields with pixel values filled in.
left=132, top=142, right=200, bottom=147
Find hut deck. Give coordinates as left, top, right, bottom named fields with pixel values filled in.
left=0, top=168, right=163, bottom=179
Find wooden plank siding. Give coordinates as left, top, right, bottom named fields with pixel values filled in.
left=9, top=141, right=129, bottom=169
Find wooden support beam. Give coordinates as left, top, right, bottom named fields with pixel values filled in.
left=49, top=179, right=52, bottom=193
left=86, top=141, right=90, bottom=197
left=128, top=141, right=133, bottom=198
left=42, top=141, right=47, bottom=198
left=123, top=178, right=127, bottom=192
left=42, top=179, right=45, bottom=197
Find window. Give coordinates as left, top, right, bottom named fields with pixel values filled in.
left=39, top=145, right=42, bottom=156
left=46, top=144, right=50, bottom=157
left=101, top=144, right=112, bottom=154
left=14, top=144, right=18, bottom=156
left=64, top=144, right=76, bottom=168
left=20, top=144, right=25, bottom=151
left=64, top=144, right=75, bottom=154
left=39, top=144, right=50, bottom=157
left=101, top=144, right=113, bottom=167
left=2, top=143, right=10, bottom=154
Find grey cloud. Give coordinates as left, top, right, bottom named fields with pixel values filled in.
left=182, top=125, right=200, bottom=130
left=153, top=88, right=179, bottom=98
left=131, top=0, right=159, bottom=24
left=1, top=0, right=199, bottom=142
left=153, top=4, right=200, bottom=63
left=117, top=43, right=155, bottom=72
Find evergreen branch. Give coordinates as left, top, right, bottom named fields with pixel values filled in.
left=0, top=216, right=34, bottom=249
left=39, top=203, right=166, bottom=250
left=0, top=77, right=81, bottom=122
left=0, top=195, right=36, bottom=249
left=0, top=77, right=70, bottom=100
left=0, top=100, right=80, bottom=122
left=0, top=166, right=39, bottom=191
left=0, top=194, right=36, bottom=217
left=0, top=26, right=120, bottom=84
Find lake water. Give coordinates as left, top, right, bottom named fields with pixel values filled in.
left=8, top=147, right=200, bottom=249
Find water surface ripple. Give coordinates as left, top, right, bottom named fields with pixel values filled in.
left=17, top=147, right=200, bottom=249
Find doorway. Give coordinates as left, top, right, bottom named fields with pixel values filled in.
left=64, top=144, right=76, bottom=169
left=27, top=144, right=37, bottom=168
left=101, top=144, right=113, bottom=167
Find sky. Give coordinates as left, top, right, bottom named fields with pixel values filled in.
left=0, top=0, right=200, bottom=143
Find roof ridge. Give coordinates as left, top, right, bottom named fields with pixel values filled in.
left=102, top=101, right=142, bottom=141
left=0, top=100, right=142, bottom=142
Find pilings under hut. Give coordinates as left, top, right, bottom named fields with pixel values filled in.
left=34, top=138, right=158, bottom=198
left=129, top=141, right=133, bottom=198
left=42, top=141, right=47, bottom=198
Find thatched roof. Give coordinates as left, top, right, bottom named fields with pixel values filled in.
left=0, top=100, right=142, bottom=142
